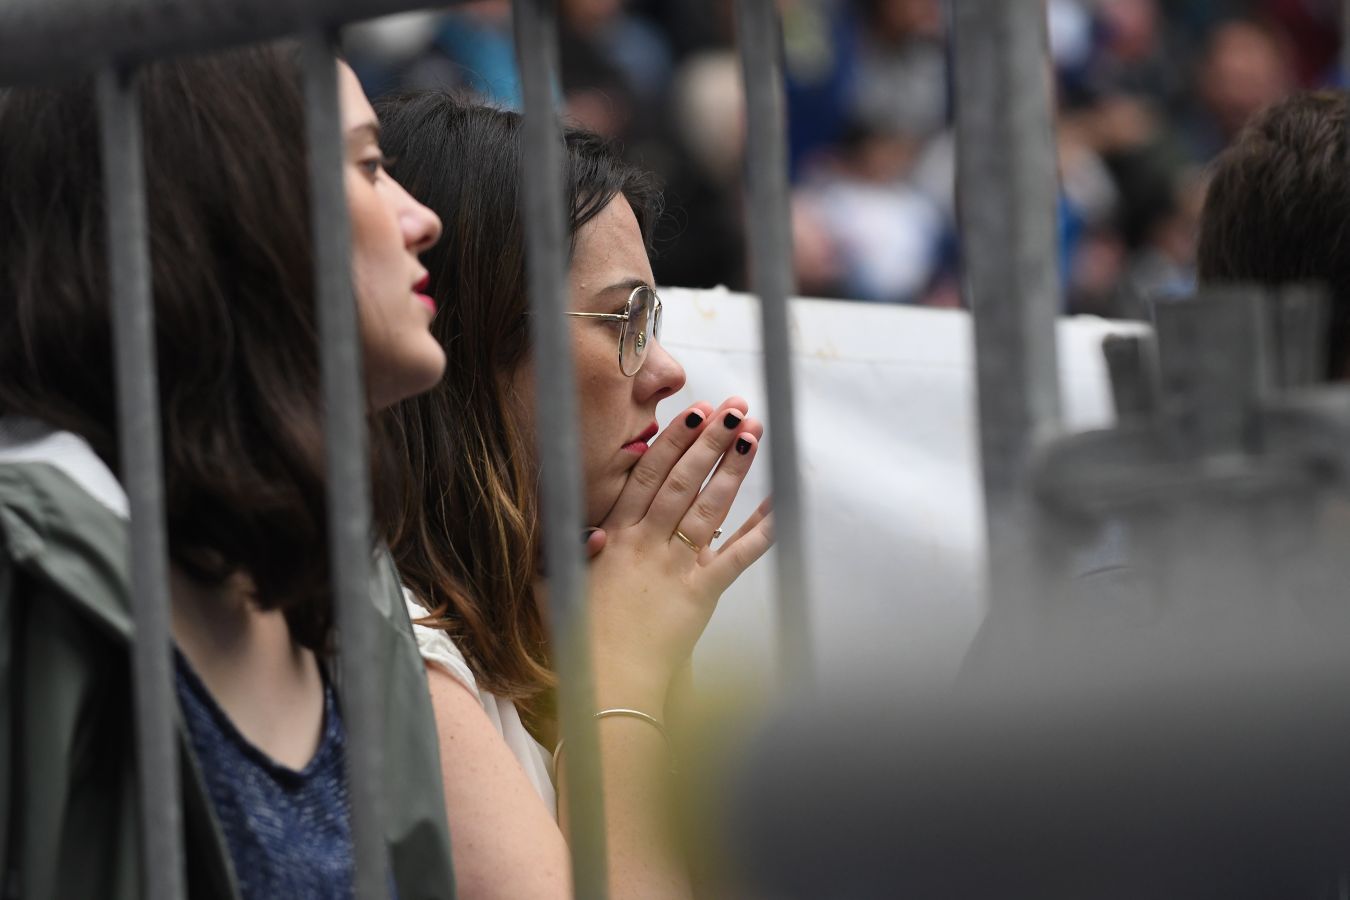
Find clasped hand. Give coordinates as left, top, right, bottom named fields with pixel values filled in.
left=585, top=397, right=775, bottom=709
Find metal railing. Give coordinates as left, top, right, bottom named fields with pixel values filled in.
left=13, top=0, right=1347, bottom=894
left=0, top=0, right=809, bottom=897
left=950, top=0, right=1062, bottom=626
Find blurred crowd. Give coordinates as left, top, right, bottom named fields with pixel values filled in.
left=346, top=0, right=1346, bottom=317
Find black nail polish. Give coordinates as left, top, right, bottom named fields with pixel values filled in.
left=723, top=411, right=743, bottom=429
left=685, top=411, right=704, bottom=428
left=736, top=438, right=751, bottom=455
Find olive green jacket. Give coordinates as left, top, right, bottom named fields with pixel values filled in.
left=0, top=459, right=457, bottom=899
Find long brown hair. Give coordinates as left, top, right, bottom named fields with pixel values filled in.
left=0, top=45, right=395, bottom=652
left=376, top=94, right=661, bottom=724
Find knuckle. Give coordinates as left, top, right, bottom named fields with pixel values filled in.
left=701, top=429, right=731, bottom=452
left=691, top=496, right=721, bottom=524
left=664, top=472, right=696, bottom=497
left=627, top=463, right=663, bottom=492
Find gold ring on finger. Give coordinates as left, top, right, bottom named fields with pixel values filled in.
left=673, top=529, right=702, bottom=553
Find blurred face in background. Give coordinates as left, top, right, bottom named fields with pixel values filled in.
left=1200, top=22, right=1292, bottom=139
left=870, top=0, right=944, bottom=42
left=560, top=0, right=623, bottom=31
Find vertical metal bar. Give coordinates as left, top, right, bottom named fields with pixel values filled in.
left=734, top=0, right=813, bottom=684
left=1343, top=0, right=1350, bottom=165
left=511, top=2, right=609, bottom=897
left=951, top=0, right=1062, bottom=609
left=96, top=63, right=185, bottom=900
left=1343, top=0, right=1350, bottom=88
left=299, top=32, right=387, bottom=900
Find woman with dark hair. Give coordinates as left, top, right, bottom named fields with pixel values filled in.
left=377, top=94, right=774, bottom=898
left=0, top=46, right=456, bottom=898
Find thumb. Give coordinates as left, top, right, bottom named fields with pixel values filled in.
left=583, top=527, right=608, bottom=560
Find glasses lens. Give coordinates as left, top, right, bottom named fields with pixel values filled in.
left=621, top=287, right=656, bottom=376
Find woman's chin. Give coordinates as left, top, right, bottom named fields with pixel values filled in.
left=585, top=480, right=626, bottom=527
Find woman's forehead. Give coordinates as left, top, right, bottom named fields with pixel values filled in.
left=571, top=195, right=653, bottom=288
left=336, top=61, right=378, bottom=134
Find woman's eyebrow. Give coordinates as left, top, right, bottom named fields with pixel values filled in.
left=345, top=121, right=381, bottom=148
left=598, top=277, right=649, bottom=295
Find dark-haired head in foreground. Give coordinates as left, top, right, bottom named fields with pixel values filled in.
left=1197, top=90, right=1350, bottom=380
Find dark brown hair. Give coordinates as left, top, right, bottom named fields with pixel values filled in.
left=1197, top=90, right=1350, bottom=380
left=376, top=94, right=660, bottom=723
left=0, top=44, right=372, bottom=651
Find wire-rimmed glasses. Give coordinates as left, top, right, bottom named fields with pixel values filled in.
left=564, top=284, right=663, bottom=376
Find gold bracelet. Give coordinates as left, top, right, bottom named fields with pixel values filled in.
left=551, top=708, right=677, bottom=775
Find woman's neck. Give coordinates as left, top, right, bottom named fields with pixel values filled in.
left=171, top=567, right=326, bottom=770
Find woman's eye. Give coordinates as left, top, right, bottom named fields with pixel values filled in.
left=358, top=154, right=396, bottom=180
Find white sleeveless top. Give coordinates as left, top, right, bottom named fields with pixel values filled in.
left=402, top=592, right=558, bottom=818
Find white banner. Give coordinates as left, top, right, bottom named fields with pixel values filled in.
left=660, top=287, right=1148, bottom=688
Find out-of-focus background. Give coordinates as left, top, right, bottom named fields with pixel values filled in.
left=347, top=0, right=1344, bottom=317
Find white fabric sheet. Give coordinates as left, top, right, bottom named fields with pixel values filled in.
left=657, top=288, right=1148, bottom=687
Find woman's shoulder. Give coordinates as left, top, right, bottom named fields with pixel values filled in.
left=0, top=417, right=135, bottom=637
left=401, top=588, right=483, bottom=696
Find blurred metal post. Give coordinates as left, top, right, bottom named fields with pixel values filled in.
left=734, top=0, right=813, bottom=684
left=299, top=32, right=386, bottom=899
left=951, top=0, right=1062, bottom=612
left=512, top=1, right=609, bottom=897
left=1343, top=0, right=1350, bottom=164
left=1343, top=0, right=1350, bottom=87
left=96, top=63, right=185, bottom=900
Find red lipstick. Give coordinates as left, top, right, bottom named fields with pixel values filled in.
left=622, top=421, right=659, bottom=455
left=413, top=274, right=436, bottom=314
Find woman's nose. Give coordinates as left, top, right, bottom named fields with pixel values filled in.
left=398, top=181, right=442, bottom=254
left=636, top=339, right=686, bottom=403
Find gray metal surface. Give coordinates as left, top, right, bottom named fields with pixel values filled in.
left=1344, top=0, right=1350, bottom=100
left=734, top=0, right=813, bottom=683
left=0, top=0, right=462, bottom=86
left=97, top=63, right=185, bottom=900
left=511, top=1, right=609, bottom=896
left=951, top=0, right=1062, bottom=611
left=299, top=32, right=387, bottom=899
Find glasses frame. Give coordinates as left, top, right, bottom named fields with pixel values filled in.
left=564, top=284, right=663, bottom=377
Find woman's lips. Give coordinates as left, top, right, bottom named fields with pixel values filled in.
left=413, top=273, right=435, bottom=314
left=622, top=421, right=659, bottom=455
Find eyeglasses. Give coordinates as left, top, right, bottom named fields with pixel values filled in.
left=564, top=284, right=664, bottom=377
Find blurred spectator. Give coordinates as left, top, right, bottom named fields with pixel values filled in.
left=849, top=0, right=948, bottom=139
left=343, top=0, right=1343, bottom=316
left=794, top=122, right=944, bottom=304
left=783, top=0, right=860, bottom=179
left=1189, top=19, right=1294, bottom=159
left=648, top=51, right=748, bottom=290
left=556, top=0, right=664, bottom=138
left=1258, top=0, right=1340, bottom=86
left=1197, top=91, right=1350, bottom=379
left=427, top=2, right=520, bottom=106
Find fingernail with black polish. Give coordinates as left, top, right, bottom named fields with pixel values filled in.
left=736, top=437, right=752, bottom=455
left=723, top=411, right=743, bottom=429
left=685, top=411, right=704, bottom=428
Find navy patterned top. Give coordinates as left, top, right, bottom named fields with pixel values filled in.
left=175, top=651, right=360, bottom=899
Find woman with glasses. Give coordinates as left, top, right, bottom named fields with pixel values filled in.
left=377, top=94, right=774, bottom=899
